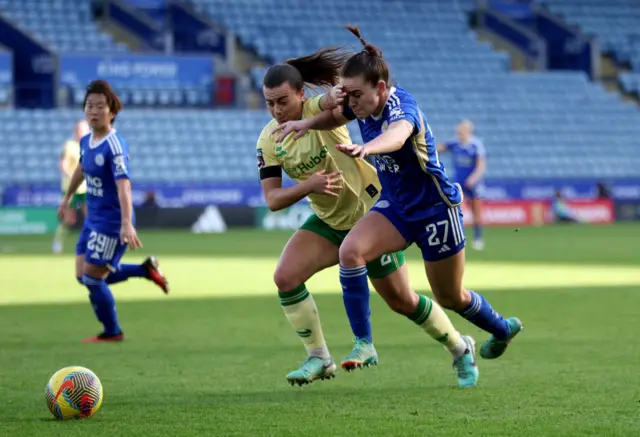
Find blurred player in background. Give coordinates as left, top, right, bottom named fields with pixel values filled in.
left=53, top=120, right=90, bottom=254
left=551, top=190, right=581, bottom=223
left=276, top=26, right=522, bottom=366
left=438, top=120, right=487, bottom=250
left=59, top=80, right=169, bottom=343
left=263, top=48, right=478, bottom=388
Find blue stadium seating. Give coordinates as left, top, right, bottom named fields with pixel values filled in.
left=192, top=0, right=640, bottom=180
left=543, top=0, right=640, bottom=94
left=1, top=0, right=639, bottom=186
left=0, top=0, right=128, bottom=53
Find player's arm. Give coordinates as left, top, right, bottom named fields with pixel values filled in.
left=110, top=142, right=142, bottom=248
left=62, top=164, right=84, bottom=203
left=258, top=139, right=341, bottom=210
left=59, top=151, right=74, bottom=177
left=272, top=100, right=352, bottom=142
left=261, top=176, right=313, bottom=212
left=362, top=120, right=414, bottom=155
left=364, top=96, right=421, bottom=155
left=436, top=142, right=448, bottom=153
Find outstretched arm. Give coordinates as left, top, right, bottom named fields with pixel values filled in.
left=363, top=120, right=414, bottom=155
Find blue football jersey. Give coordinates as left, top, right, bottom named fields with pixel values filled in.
left=444, top=137, right=486, bottom=183
left=345, top=86, right=462, bottom=221
left=79, top=129, right=133, bottom=234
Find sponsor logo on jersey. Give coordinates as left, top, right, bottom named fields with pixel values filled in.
left=85, top=176, right=104, bottom=197
left=112, top=155, right=127, bottom=176
left=376, top=155, right=401, bottom=173
left=285, top=145, right=329, bottom=178
left=388, top=106, right=404, bottom=122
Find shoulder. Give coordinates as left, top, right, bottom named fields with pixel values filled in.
left=78, top=134, right=90, bottom=149
left=257, top=120, right=277, bottom=149
left=302, top=95, right=323, bottom=117
left=385, top=86, right=419, bottom=124
left=390, top=86, right=417, bottom=108
left=472, top=137, right=486, bottom=155
left=106, top=131, right=128, bottom=156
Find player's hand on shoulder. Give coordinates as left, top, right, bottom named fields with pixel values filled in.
left=336, top=144, right=368, bottom=160
left=306, top=170, right=343, bottom=197
left=272, top=120, right=309, bottom=143
left=120, top=222, right=143, bottom=250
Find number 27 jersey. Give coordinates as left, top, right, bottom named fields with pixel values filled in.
left=344, top=85, right=462, bottom=221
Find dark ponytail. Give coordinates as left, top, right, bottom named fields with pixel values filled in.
left=263, top=47, right=351, bottom=90
left=342, top=25, right=389, bottom=86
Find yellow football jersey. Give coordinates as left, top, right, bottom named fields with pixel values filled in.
left=256, top=95, right=381, bottom=230
left=60, top=139, right=87, bottom=194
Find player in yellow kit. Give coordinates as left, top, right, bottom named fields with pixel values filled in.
left=258, top=48, right=478, bottom=388
left=53, top=120, right=90, bottom=254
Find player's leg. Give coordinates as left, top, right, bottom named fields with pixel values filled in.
left=80, top=229, right=129, bottom=343
left=105, top=256, right=169, bottom=294
left=467, top=187, right=484, bottom=250
left=368, top=254, right=478, bottom=388
left=276, top=215, right=341, bottom=385
left=337, top=208, right=407, bottom=370
left=53, top=195, right=76, bottom=254
left=421, top=207, right=522, bottom=360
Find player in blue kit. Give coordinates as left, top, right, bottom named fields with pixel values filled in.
left=438, top=120, right=487, bottom=250
left=58, top=80, right=169, bottom=343
left=275, top=26, right=522, bottom=362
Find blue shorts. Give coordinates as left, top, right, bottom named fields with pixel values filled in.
left=371, top=201, right=466, bottom=262
left=76, top=224, right=128, bottom=270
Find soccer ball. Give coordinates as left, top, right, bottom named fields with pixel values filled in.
left=45, top=366, right=103, bottom=420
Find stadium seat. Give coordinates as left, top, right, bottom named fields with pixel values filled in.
left=0, top=0, right=126, bottom=53
left=1, top=0, right=640, bottom=185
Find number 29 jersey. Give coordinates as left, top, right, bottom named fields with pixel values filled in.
left=80, top=129, right=133, bottom=234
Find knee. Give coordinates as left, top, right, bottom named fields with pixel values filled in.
left=273, top=268, right=301, bottom=293
left=433, top=287, right=470, bottom=312
left=338, top=242, right=364, bottom=267
left=385, top=293, right=415, bottom=316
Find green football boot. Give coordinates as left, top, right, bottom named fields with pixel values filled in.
left=286, top=356, right=337, bottom=386
left=480, top=317, right=523, bottom=360
left=341, top=338, right=379, bottom=371
left=453, top=335, right=479, bottom=388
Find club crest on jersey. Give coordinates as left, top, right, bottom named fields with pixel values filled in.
left=374, top=200, right=390, bottom=209
left=274, top=145, right=287, bottom=159
left=94, top=154, right=105, bottom=166
left=381, top=121, right=389, bottom=133
left=257, top=148, right=265, bottom=169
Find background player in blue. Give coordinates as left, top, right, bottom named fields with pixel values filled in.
left=58, top=80, right=169, bottom=343
left=438, top=120, right=487, bottom=250
left=275, top=26, right=523, bottom=364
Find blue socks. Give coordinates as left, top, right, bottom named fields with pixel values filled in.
left=106, top=264, right=147, bottom=285
left=474, top=224, right=483, bottom=241
left=339, top=265, right=372, bottom=342
left=458, top=290, right=510, bottom=340
left=82, top=274, right=121, bottom=335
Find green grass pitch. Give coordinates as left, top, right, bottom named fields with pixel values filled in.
left=0, top=224, right=639, bottom=436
